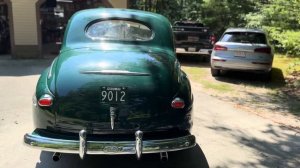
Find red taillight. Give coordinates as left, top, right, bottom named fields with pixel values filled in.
left=38, top=94, right=53, bottom=107
left=214, top=45, right=227, bottom=51
left=171, top=98, right=185, bottom=109
left=254, top=47, right=271, bottom=54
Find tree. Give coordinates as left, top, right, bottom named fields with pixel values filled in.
left=246, top=0, right=300, bottom=56
left=201, top=0, right=259, bottom=36
left=179, top=0, right=203, bottom=21
left=246, top=0, right=300, bottom=29
left=129, top=0, right=182, bottom=23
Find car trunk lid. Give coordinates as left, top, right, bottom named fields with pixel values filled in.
left=214, top=42, right=271, bottom=60
left=53, top=49, right=179, bottom=133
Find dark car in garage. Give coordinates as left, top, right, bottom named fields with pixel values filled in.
left=0, top=17, right=10, bottom=54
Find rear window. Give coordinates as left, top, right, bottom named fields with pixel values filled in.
left=86, top=20, right=153, bottom=41
left=220, top=32, right=267, bottom=44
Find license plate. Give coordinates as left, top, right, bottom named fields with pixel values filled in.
left=188, top=47, right=196, bottom=52
left=100, top=87, right=127, bottom=103
left=234, top=51, right=246, bottom=57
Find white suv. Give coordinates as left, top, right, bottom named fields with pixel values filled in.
left=211, top=28, right=273, bottom=79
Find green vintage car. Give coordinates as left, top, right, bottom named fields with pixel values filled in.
left=24, top=8, right=195, bottom=161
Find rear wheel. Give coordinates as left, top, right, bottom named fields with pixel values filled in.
left=211, top=67, right=221, bottom=77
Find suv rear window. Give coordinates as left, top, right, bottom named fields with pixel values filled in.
left=221, top=32, right=267, bottom=44
left=86, top=20, right=153, bottom=41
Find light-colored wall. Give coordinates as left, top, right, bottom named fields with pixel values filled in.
left=109, top=0, right=127, bottom=8
left=11, top=0, right=38, bottom=45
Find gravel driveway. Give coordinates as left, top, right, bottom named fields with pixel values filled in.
left=0, top=58, right=299, bottom=168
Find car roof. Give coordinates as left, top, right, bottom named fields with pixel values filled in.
left=62, top=8, right=175, bottom=53
left=225, top=28, right=265, bottom=34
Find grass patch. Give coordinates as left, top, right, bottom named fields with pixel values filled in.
left=182, top=66, right=206, bottom=76
left=273, top=55, right=300, bottom=76
left=181, top=66, right=206, bottom=82
left=182, top=54, right=299, bottom=93
left=181, top=54, right=300, bottom=119
left=182, top=66, right=233, bottom=92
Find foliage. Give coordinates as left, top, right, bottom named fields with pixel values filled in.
left=273, top=55, right=300, bottom=76
left=130, top=0, right=259, bottom=36
left=129, top=0, right=182, bottom=22
left=245, top=0, right=300, bottom=29
left=179, top=0, right=203, bottom=22
left=130, top=0, right=300, bottom=57
left=268, top=29, right=300, bottom=56
left=201, top=0, right=259, bottom=36
left=245, top=0, right=300, bottom=56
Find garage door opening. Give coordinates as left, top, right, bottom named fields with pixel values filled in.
left=39, top=0, right=111, bottom=57
left=0, top=3, right=11, bottom=56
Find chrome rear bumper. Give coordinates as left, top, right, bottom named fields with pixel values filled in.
left=24, top=130, right=196, bottom=159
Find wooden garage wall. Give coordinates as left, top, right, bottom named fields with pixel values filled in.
left=109, top=0, right=127, bottom=8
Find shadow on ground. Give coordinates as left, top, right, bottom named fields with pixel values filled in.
left=0, top=57, right=53, bottom=76
left=208, top=124, right=300, bottom=168
left=180, top=55, right=299, bottom=116
left=177, top=54, right=210, bottom=67
left=212, top=68, right=300, bottom=116
left=214, top=68, right=285, bottom=89
left=35, top=144, right=209, bottom=168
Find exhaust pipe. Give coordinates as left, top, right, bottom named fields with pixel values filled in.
left=52, top=152, right=61, bottom=162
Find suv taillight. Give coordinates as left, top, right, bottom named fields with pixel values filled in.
left=214, top=45, right=227, bottom=51
left=254, top=47, right=271, bottom=54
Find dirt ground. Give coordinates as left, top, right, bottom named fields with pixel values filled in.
left=0, top=57, right=299, bottom=168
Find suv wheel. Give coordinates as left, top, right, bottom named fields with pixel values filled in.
left=211, top=67, right=221, bottom=77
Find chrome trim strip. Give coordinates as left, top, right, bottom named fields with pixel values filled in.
left=110, top=107, right=116, bottom=130
left=80, top=70, right=150, bottom=76
left=79, top=130, right=87, bottom=159
left=48, top=57, right=57, bottom=79
left=24, top=132, right=196, bottom=155
left=228, top=49, right=253, bottom=52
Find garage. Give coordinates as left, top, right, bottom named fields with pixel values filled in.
left=0, top=1, right=11, bottom=56
left=38, top=0, right=113, bottom=57
left=0, top=0, right=127, bottom=59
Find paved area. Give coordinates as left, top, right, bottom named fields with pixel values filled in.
left=0, top=58, right=299, bottom=168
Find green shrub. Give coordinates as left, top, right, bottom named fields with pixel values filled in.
left=265, top=27, right=300, bottom=57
